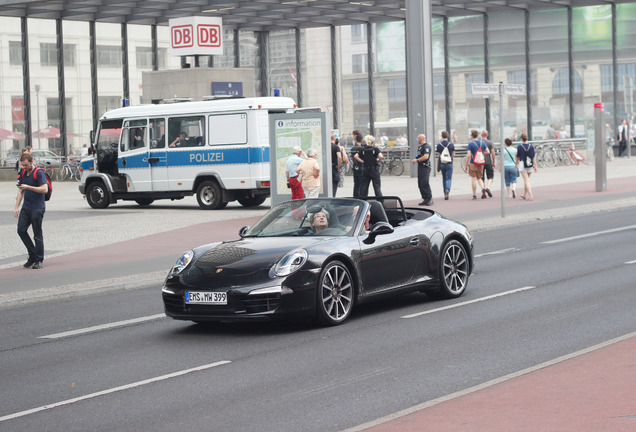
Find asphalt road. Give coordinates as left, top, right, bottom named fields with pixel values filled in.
left=2, top=208, right=635, bottom=431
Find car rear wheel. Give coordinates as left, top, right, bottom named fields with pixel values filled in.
left=237, top=196, right=266, bottom=207
left=315, top=260, right=354, bottom=326
left=135, top=198, right=154, bottom=206
left=86, top=181, right=111, bottom=209
left=433, top=239, right=469, bottom=299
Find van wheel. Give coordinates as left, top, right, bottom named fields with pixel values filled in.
left=237, top=196, right=266, bottom=207
left=87, top=181, right=111, bottom=209
left=196, top=181, right=227, bottom=210
left=135, top=199, right=154, bottom=206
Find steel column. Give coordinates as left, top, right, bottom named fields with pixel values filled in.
left=366, top=23, right=375, bottom=136
left=21, top=17, right=32, bottom=147
left=484, top=14, right=490, bottom=134
left=567, top=7, right=575, bottom=139
left=90, top=21, right=98, bottom=133
left=525, top=10, right=533, bottom=141
left=121, top=23, right=130, bottom=102
left=56, top=19, right=67, bottom=156
left=295, top=27, right=303, bottom=107
left=331, top=25, right=338, bottom=129
left=444, top=17, right=450, bottom=134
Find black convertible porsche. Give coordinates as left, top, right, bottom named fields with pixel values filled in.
left=162, top=196, right=473, bottom=326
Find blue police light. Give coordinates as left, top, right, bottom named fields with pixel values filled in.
left=122, top=97, right=130, bottom=107
left=273, top=89, right=280, bottom=97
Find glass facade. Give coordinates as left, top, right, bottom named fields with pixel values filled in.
left=2, top=4, right=636, bottom=160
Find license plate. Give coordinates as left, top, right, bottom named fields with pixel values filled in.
left=185, top=291, right=227, bottom=305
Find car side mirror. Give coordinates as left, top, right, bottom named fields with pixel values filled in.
left=239, top=225, right=250, bottom=237
left=363, top=221, right=394, bottom=244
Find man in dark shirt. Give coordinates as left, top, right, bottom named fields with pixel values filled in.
left=350, top=130, right=365, bottom=198
left=411, top=134, right=433, bottom=206
left=14, top=153, right=48, bottom=269
left=354, top=134, right=383, bottom=197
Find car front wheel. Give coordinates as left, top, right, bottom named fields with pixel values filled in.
left=315, top=260, right=354, bottom=326
left=86, top=181, right=111, bottom=209
left=434, top=239, right=469, bottom=299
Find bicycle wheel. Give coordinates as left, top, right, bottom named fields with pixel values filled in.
left=607, top=146, right=615, bottom=161
left=57, top=165, right=70, bottom=182
left=73, top=166, right=82, bottom=181
left=536, top=147, right=546, bottom=168
left=561, top=149, right=573, bottom=166
left=389, top=158, right=404, bottom=176
left=461, top=156, right=468, bottom=173
left=544, top=148, right=557, bottom=167
left=378, top=161, right=385, bottom=175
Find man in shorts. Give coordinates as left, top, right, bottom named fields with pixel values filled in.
left=465, top=129, right=490, bottom=200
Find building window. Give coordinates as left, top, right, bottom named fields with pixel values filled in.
left=136, top=47, right=167, bottom=69
left=40, top=43, right=76, bottom=67
left=507, top=70, right=536, bottom=94
left=9, top=41, right=21, bottom=65
left=352, top=54, right=367, bottom=74
left=351, top=24, right=366, bottom=43
left=388, top=79, right=406, bottom=103
left=97, top=45, right=122, bottom=68
left=353, top=81, right=369, bottom=105
left=552, top=67, right=582, bottom=95
left=433, top=75, right=447, bottom=101
left=601, top=64, right=636, bottom=92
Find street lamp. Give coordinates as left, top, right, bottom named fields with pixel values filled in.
left=34, top=84, right=41, bottom=150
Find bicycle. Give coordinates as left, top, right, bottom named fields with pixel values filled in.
left=57, top=156, right=81, bottom=181
left=606, top=136, right=615, bottom=162
left=378, top=154, right=404, bottom=176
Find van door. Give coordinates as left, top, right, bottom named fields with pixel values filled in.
left=148, top=118, right=168, bottom=191
left=119, top=119, right=152, bottom=192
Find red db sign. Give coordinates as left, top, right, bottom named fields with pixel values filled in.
left=198, top=24, right=221, bottom=47
left=172, top=25, right=194, bottom=48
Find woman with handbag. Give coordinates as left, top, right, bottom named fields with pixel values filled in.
left=436, top=130, right=455, bottom=200
left=515, top=134, right=537, bottom=201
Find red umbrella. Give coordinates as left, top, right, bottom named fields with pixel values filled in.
left=33, top=127, right=83, bottom=139
left=0, top=127, right=25, bottom=140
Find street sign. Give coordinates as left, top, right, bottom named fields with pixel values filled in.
left=471, top=83, right=500, bottom=96
left=505, top=84, right=526, bottom=96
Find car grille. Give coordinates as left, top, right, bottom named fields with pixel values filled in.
left=163, top=291, right=281, bottom=315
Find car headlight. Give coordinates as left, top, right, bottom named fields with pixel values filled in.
left=272, top=249, right=308, bottom=277
left=170, top=250, right=194, bottom=276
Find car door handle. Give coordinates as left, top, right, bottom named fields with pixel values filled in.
left=148, top=157, right=159, bottom=163
left=409, top=237, right=420, bottom=246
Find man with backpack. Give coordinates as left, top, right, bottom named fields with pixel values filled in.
left=14, top=153, right=49, bottom=269
left=465, top=129, right=490, bottom=200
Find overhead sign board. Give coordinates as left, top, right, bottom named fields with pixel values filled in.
left=169, top=16, right=223, bottom=57
left=212, top=82, right=243, bottom=97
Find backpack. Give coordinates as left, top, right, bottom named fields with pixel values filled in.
left=521, top=144, right=534, bottom=168
left=440, top=144, right=452, bottom=163
left=473, top=142, right=485, bottom=166
left=21, top=167, right=52, bottom=201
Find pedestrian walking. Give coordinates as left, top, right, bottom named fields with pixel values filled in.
left=515, top=133, right=537, bottom=200
left=618, top=120, right=629, bottom=157
left=351, top=130, right=365, bottom=198
left=465, top=129, right=490, bottom=200
left=481, top=130, right=495, bottom=198
left=296, top=148, right=321, bottom=198
left=337, top=137, right=349, bottom=190
left=15, top=146, right=32, bottom=172
left=330, top=134, right=342, bottom=196
left=355, top=135, right=383, bottom=197
left=436, top=130, right=455, bottom=200
left=285, top=146, right=306, bottom=200
left=412, top=134, right=433, bottom=206
left=502, top=138, right=518, bottom=198
left=14, top=153, right=48, bottom=269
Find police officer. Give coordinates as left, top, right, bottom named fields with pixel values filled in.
left=354, top=134, right=383, bottom=197
left=350, top=130, right=365, bottom=198
left=412, top=134, right=433, bottom=206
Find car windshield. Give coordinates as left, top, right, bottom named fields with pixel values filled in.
left=244, top=198, right=366, bottom=237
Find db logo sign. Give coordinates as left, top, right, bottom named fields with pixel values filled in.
left=172, top=25, right=194, bottom=48
left=198, top=24, right=221, bottom=47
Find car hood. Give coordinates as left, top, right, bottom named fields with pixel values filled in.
left=181, top=236, right=332, bottom=288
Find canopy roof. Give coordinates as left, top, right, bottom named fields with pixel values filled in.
left=0, top=0, right=624, bottom=30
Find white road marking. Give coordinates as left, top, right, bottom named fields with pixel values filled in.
left=38, top=314, right=165, bottom=339
left=401, top=286, right=537, bottom=319
left=475, top=248, right=519, bottom=258
left=625, top=260, right=636, bottom=265
left=0, top=361, right=231, bottom=423
left=541, top=224, right=636, bottom=245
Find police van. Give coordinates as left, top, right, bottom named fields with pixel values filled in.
left=79, top=97, right=296, bottom=209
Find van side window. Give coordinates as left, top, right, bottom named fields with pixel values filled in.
left=149, top=118, right=166, bottom=148
left=168, top=116, right=205, bottom=147
left=209, top=113, right=247, bottom=146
